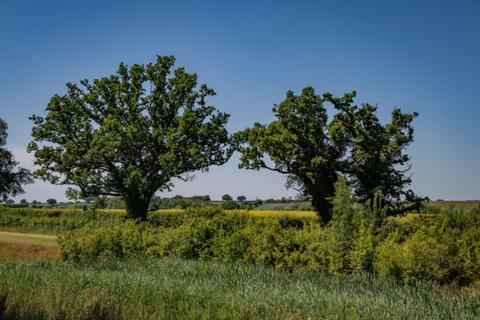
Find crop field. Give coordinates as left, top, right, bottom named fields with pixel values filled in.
left=427, top=200, right=480, bottom=212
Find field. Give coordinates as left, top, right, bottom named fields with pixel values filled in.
left=0, top=231, right=57, bottom=261
left=1, top=259, right=479, bottom=319
left=427, top=200, right=480, bottom=212
left=255, top=200, right=480, bottom=213
left=0, top=203, right=479, bottom=319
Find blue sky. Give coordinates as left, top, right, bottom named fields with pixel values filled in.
left=1, top=0, right=479, bottom=201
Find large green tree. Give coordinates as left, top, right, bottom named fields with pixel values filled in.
left=0, top=118, right=33, bottom=202
left=28, top=56, right=232, bottom=220
left=235, top=87, right=418, bottom=224
left=235, top=87, right=345, bottom=224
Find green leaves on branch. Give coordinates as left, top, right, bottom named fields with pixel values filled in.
left=28, top=55, right=232, bottom=220
left=0, top=118, right=33, bottom=202
left=27, top=54, right=420, bottom=223
left=236, top=87, right=420, bottom=223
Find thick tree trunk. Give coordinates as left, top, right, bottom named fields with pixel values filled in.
left=124, top=195, right=151, bottom=221
left=312, top=194, right=333, bottom=225
left=309, top=173, right=337, bottom=225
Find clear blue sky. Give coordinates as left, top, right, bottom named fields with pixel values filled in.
left=1, top=0, right=479, bottom=201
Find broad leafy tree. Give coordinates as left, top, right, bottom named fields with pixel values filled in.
left=235, top=87, right=344, bottom=224
left=29, top=56, right=232, bottom=220
left=236, top=87, right=418, bottom=224
left=0, top=118, right=33, bottom=202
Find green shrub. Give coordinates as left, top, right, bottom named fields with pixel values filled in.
left=58, top=210, right=329, bottom=272
left=221, top=200, right=239, bottom=210
left=50, top=194, right=480, bottom=285
left=59, top=219, right=149, bottom=262
left=456, top=227, right=480, bottom=281
left=374, top=231, right=462, bottom=283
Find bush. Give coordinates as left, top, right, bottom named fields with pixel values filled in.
left=374, top=231, right=463, bottom=283
left=59, top=209, right=327, bottom=271
left=34, top=186, right=480, bottom=285
left=221, top=200, right=239, bottom=210
left=59, top=219, right=149, bottom=263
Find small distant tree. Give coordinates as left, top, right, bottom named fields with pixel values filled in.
left=20, top=199, right=28, bottom=204
left=5, top=199, right=14, bottom=204
left=237, top=195, right=246, bottom=202
left=191, top=195, right=211, bottom=201
left=222, top=194, right=233, bottom=201
left=0, top=118, right=33, bottom=202
left=46, top=198, right=57, bottom=206
left=28, top=55, right=232, bottom=220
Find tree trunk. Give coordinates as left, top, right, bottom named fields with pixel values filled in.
left=312, top=194, right=333, bottom=225
left=124, top=195, right=151, bottom=221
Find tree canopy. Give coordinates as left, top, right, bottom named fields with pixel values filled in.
left=28, top=55, right=232, bottom=220
left=46, top=198, right=57, bottom=206
left=326, top=93, right=420, bottom=214
left=0, top=118, right=33, bottom=202
left=221, top=194, right=233, bottom=201
left=235, top=87, right=419, bottom=224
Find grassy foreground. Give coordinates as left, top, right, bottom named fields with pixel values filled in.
left=0, top=259, right=479, bottom=320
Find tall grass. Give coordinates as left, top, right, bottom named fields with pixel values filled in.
left=0, top=259, right=478, bottom=319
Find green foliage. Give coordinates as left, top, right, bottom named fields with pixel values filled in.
left=237, top=195, right=246, bottom=201
left=374, top=210, right=480, bottom=284
left=3, top=200, right=480, bottom=285
left=149, top=196, right=213, bottom=210
left=235, top=87, right=340, bottom=223
left=221, top=200, right=239, bottom=210
left=0, top=207, right=121, bottom=232
left=327, top=178, right=381, bottom=274
left=374, top=232, right=461, bottom=283
left=52, top=196, right=480, bottom=285
left=0, top=118, right=33, bottom=202
left=221, top=194, right=233, bottom=201
left=59, top=219, right=147, bottom=263
left=28, top=55, right=232, bottom=220
left=235, top=87, right=419, bottom=223
left=327, top=94, right=421, bottom=213
left=46, top=198, right=57, bottom=206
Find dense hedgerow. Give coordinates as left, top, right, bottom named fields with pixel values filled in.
left=3, top=186, right=480, bottom=284
left=0, top=207, right=185, bottom=232
left=57, top=180, right=480, bottom=284
left=0, top=207, right=125, bottom=232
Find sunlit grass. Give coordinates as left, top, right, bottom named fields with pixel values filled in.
left=0, top=259, right=478, bottom=319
